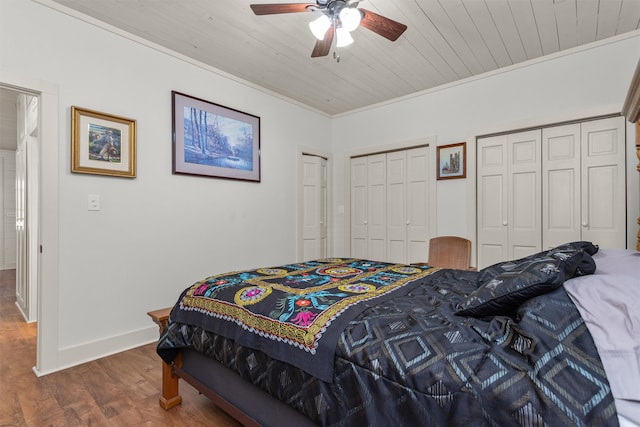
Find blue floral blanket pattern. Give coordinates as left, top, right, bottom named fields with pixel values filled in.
left=167, top=258, right=437, bottom=381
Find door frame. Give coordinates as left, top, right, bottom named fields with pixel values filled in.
left=0, top=71, right=60, bottom=376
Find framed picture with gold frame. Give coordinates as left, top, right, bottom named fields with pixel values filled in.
left=436, top=142, right=466, bottom=180
left=71, top=106, right=136, bottom=178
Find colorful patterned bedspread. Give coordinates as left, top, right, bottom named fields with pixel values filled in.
left=158, top=247, right=619, bottom=426
left=166, top=258, right=438, bottom=382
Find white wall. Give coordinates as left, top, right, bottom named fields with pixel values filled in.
left=1, top=0, right=332, bottom=371
left=332, top=33, right=640, bottom=258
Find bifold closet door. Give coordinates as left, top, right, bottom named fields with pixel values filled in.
left=350, top=156, right=368, bottom=258
left=386, top=147, right=429, bottom=264
left=350, top=154, right=386, bottom=260
left=477, top=135, right=508, bottom=267
left=542, top=124, right=581, bottom=248
left=477, top=130, right=541, bottom=268
left=351, top=147, right=429, bottom=263
left=580, top=117, right=626, bottom=248
left=542, top=117, right=626, bottom=249
left=367, top=154, right=387, bottom=261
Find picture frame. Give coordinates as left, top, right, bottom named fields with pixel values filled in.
left=71, top=106, right=136, bottom=178
left=436, top=142, right=466, bottom=180
left=172, top=91, right=261, bottom=182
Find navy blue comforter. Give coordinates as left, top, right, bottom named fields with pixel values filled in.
left=157, top=243, right=618, bottom=426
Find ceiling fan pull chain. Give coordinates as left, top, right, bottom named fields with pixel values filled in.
left=332, top=19, right=340, bottom=63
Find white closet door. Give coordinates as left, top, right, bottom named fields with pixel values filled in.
left=543, top=123, right=581, bottom=249
left=580, top=117, right=626, bottom=248
left=478, top=131, right=541, bottom=268
left=301, top=155, right=327, bottom=261
left=405, top=147, right=429, bottom=264
left=350, top=156, right=368, bottom=258
left=351, top=147, right=430, bottom=264
left=477, top=135, right=508, bottom=268
left=508, top=130, right=541, bottom=260
left=367, top=154, right=387, bottom=261
left=386, top=151, right=406, bottom=263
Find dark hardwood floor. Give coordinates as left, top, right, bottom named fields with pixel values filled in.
left=0, top=270, right=242, bottom=426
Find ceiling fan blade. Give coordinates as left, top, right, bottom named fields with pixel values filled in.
left=311, top=26, right=335, bottom=58
left=358, top=8, right=407, bottom=41
left=250, top=3, right=314, bottom=15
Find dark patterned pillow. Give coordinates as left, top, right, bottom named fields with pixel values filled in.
left=475, top=241, right=597, bottom=287
left=456, top=242, right=597, bottom=318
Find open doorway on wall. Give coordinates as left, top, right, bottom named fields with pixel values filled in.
left=0, top=75, right=59, bottom=375
left=0, top=86, right=38, bottom=323
left=0, top=86, right=39, bottom=323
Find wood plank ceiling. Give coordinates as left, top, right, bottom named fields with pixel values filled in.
left=29, top=0, right=640, bottom=115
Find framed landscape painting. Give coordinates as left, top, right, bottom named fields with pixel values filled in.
left=172, top=91, right=261, bottom=182
left=437, top=142, right=466, bottom=180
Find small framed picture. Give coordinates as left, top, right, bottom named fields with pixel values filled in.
left=71, top=106, right=136, bottom=178
left=437, top=142, right=466, bottom=180
left=172, top=91, right=261, bottom=182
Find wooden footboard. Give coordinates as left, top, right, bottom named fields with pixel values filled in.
left=147, top=307, right=182, bottom=410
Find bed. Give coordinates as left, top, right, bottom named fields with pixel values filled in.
left=151, top=241, right=640, bottom=426
left=150, top=63, right=640, bottom=426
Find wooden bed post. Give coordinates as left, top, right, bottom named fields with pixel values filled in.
left=622, top=58, right=640, bottom=250
left=636, top=122, right=640, bottom=250
left=148, top=307, right=183, bottom=409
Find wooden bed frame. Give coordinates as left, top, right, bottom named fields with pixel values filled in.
left=148, top=308, right=315, bottom=426
left=148, top=60, right=640, bottom=424
left=623, top=58, right=640, bottom=251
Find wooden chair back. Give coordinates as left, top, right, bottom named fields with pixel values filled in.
left=428, top=236, right=472, bottom=270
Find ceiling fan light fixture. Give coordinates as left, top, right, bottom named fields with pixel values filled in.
left=336, top=27, right=354, bottom=47
left=339, top=7, right=361, bottom=32
left=309, top=14, right=331, bottom=40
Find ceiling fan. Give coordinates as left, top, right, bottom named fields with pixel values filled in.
left=250, top=0, right=407, bottom=59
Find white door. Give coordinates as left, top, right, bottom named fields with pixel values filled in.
left=301, top=155, right=327, bottom=261
left=580, top=117, right=626, bottom=248
left=367, top=154, right=386, bottom=261
left=508, top=130, right=541, bottom=260
left=386, top=147, right=430, bottom=264
left=477, top=130, right=541, bottom=268
left=15, top=95, right=27, bottom=317
left=350, top=156, right=368, bottom=258
left=406, top=147, right=429, bottom=264
left=477, top=135, right=509, bottom=268
left=386, top=150, right=407, bottom=263
left=542, top=117, right=626, bottom=249
left=543, top=123, right=581, bottom=249
left=0, top=150, right=17, bottom=269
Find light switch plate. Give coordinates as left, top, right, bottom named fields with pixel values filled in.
left=88, top=194, right=100, bottom=211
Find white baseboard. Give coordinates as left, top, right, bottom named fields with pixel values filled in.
left=34, top=325, right=159, bottom=376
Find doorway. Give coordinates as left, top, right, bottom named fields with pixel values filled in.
left=0, top=73, right=60, bottom=375
left=0, top=87, right=38, bottom=323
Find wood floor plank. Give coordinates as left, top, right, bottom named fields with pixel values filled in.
left=0, top=271, right=242, bottom=426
